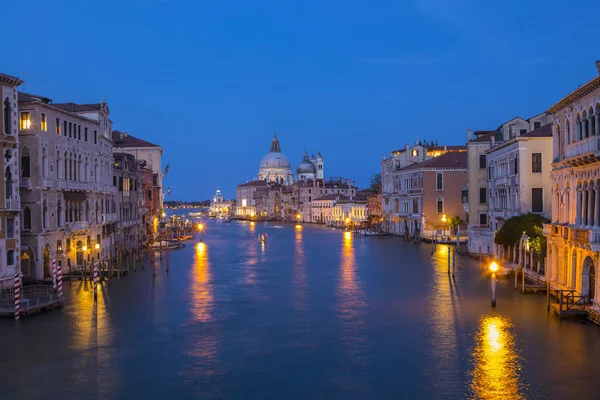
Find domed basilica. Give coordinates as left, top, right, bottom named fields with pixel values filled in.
left=257, top=133, right=323, bottom=185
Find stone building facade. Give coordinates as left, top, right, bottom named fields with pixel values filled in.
left=113, top=152, right=144, bottom=253
left=18, top=93, right=116, bottom=278
left=544, top=62, right=600, bottom=308
left=0, top=73, right=23, bottom=288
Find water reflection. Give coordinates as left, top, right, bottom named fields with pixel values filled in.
left=246, top=236, right=258, bottom=285
left=69, top=279, right=116, bottom=395
left=469, top=315, right=525, bottom=400
left=293, top=229, right=307, bottom=311
left=427, top=245, right=462, bottom=393
left=337, top=231, right=368, bottom=373
left=190, top=242, right=213, bottom=323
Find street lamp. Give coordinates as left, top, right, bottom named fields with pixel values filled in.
left=490, top=261, right=498, bottom=307
left=82, top=244, right=87, bottom=252
left=441, top=214, right=447, bottom=239
left=296, top=214, right=301, bottom=223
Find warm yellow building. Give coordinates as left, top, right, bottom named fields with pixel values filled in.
left=0, top=73, right=24, bottom=288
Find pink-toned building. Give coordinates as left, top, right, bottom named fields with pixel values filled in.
left=394, top=152, right=467, bottom=237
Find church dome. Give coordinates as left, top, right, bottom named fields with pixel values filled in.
left=297, top=151, right=316, bottom=175
left=260, top=152, right=291, bottom=169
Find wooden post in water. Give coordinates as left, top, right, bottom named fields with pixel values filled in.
left=166, top=242, right=170, bottom=273
left=522, top=265, right=525, bottom=294
left=133, top=250, right=137, bottom=272
left=447, top=247, right=451, bottom=275
left=452, top=249, right=456, bottom=279
left=152, top=249, right=156, bottom=278
left=117, top=251, right=121, bottom=280
left=81, top=259, right=85, bottom=281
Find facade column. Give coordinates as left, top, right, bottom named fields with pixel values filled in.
left=589, top=187, right=595, bottom=228
left=596, top=112, right=600, bottom=136
left=596, top=183, right=600, bottom=227
left=582, top=188, right=588, bottom=226
left=576, top=188, right=582, bottom=225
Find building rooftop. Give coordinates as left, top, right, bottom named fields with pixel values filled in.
left=399, top=151, right=467, bottom=171
left=18, top=92, right=52, bottom=104
left=428, top=145, right=466, bottom=152
left=237, top=180, right=269, bottom=188
left=0, top=73, right=24, bottom=86
left=52, top=102, right=104, bottom=113
left=112, top=130, right=161, bottom=148
left=469, top=131, right=502, bottom=143
left=314, top=194, right=350, bottom=201
left=520, top=123, right=553, bottom=137
left=548, top=74, right=600, bottom=114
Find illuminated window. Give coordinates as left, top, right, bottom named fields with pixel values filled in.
left=41, top=113, right=47, bottom=131
left=411, top=149, right=418, bottom=157
left=20, top=112, right=31, bottom=130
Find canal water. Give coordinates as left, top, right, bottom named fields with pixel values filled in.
left=2, top=218, right=600, bottom=399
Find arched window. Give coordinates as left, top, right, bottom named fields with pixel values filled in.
left=57, top=200, right=63, bottom=227
left=3, top=98, right=11, bottom=134
left=23, top=206, right=32, bottom=230
left=63, top=151, right=68, bottom=180
left=86, top=201, right=90, bottom=222
left=577, top=114, right=582, bottom=141
left=94, top=158, right=98, bottom=183
left=21, top=147, right=31, bottom=178
left=583, top=111, right=589, bottom=139
left=5, top=166, right=12, bottom=199
left=556, top=124, right=562, bottom=160
left=84, top=156, right=89, bottom=182
left=41, top=147, right=48, bottom=178
left=7, top=250, right=15, bottom=266
left=42, top=200, right=49, bottom=229
left=566, top=119, right=571, bottom=144
left=436, top=197, right=444, bottom=214
left=436, top=173, right=443, bottom=191
left=96, top=201, right=100, bottom=223
left=590, top=107, right=596, bottom=137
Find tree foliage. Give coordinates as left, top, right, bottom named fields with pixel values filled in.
left=370, top=173, right=381, bottom=193
left=448, top=216, right=463, bottom=229
left=494, top=213, right=549, bottom=258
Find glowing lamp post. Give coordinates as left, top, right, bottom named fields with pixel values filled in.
left=296, top=214, right=301, bottom=224
left=197, top=223, right=204, bottom=242
left=490, top=261, right=498, bottom=307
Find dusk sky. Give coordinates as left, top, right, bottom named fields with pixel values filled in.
left=4, top=0, right=600, bottom=200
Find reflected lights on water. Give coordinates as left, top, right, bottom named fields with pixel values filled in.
left=469, top=315, right=525, bottom=400
left=293, top=228, right=307, bottom=311
left=190, top=242, right=213, bottom=323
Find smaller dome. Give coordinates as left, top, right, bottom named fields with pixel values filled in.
left=297, top=151, right=316, bottom=175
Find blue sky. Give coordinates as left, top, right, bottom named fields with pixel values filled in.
left=4, top=0, right=600, bottom=200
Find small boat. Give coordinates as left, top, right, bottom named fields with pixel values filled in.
left=258, top=234, right=268, bottom=243
left=362, top=230, right=383, bottom=236
left=150, top=240, right=185, bottom=250
left=223, top=218, right=233, bottom=223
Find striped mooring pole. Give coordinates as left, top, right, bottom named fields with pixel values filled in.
left=52, top=259, right=57, bottom=291
left=93, top=261, right=99, bottom=300
left=14, top=274, right=21, bottom=320
left=57, top=263, right=64, bottom=300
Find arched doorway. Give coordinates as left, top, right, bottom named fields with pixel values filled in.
left=21, top=250, right=33, bottom=277
left=43, top=245, right=51, bottom=279
left=582, top=256, right=595, bottom=303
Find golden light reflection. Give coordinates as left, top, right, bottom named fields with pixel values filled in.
left=469, top=315, right=525, bottom=400
left=293, top=229, right=307, bottom=311
left=427, top=244, right=461, bottom=392
left=344, top=231, right=352, bottom=241
left=250, top=221, right=255, bottom=231
left=70, top=279, right=112, bottom=351
left=295, top=224, right=302, bottom=230
left=190, top=242, right=212, bottom=323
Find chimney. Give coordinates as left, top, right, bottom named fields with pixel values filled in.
left=444, top=145, right=447, bottom=152
left=596, top=60, right=600, bottom=75
left=467, top=129, right=472, bottom=141
left=491, top=136, right=496, bottom=147
left=405, top=144, right=409, bottom=152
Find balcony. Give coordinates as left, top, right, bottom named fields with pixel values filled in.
left=562, top=136, right=600, bottom=165
left=56, top=180, right=66, bottom=190
left=102, top=213, right=117, bottom=223
left=66, top=182, right=86, bottom=191
left=4, top=198, right=19, bottom=210
left=69, top=221, right=89, bottom=231
left=20, top=178, right=32, bottom=189
left=544, top=224, right=600, bottom=251
left=41, top=179, right=53, bottom=189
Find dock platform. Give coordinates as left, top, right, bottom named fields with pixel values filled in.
left=0, top=286, right=63, bottom=318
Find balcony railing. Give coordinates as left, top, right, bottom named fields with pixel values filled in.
left=41, top=179, right=53, bottom=189
left=56, top=180, right=66, bottom=190
left=69, top=221, right=89, bottom=231
left=564, top=136, right=600, bottom=159
left=102, top=213, right=117, bottom=223
left=545, top=224, right=600, bottom=244
left=20, top=178, right=32, bottom=188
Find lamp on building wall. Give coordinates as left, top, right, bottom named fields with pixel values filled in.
left=441, top=214, right=447, bottom=238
